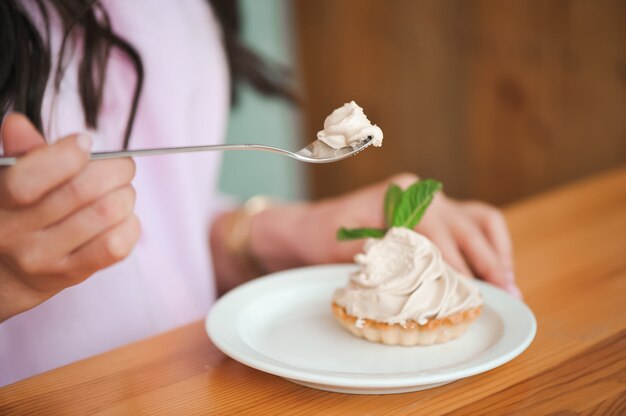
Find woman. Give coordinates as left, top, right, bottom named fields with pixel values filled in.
left=0, top=0, right=519, bottom=386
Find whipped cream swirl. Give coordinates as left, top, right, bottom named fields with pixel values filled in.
left=317, top=101, right=383, bottom=149
left=333, top=227, right=483, bottom=325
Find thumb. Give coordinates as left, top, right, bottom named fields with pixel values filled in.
left=1, top=113, right=47, bottom=157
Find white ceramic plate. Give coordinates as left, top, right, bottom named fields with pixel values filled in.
left=206, top=264, right=536, bottom=394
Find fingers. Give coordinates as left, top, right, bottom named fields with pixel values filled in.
left=1, top=113, right=47, bottom=156
left=451, top=217, right=522, bottom=297
left=64, top=214, right=141, bottom=277
left=464, top=202, right=513, bottom=269
left=0, top=134, right=92, bottom=208
left=427, top=229, right=472, bottom=277
left=0, top=115, right=141, bottom=308
left=43, top=185, right=137, bottom=258
left=452, top=219, right=502, bottom=284
left=463, top=202, right=519, bottom=297
left=0, top=184, right=139, bottom=292
left=25, top=158, right=136, bottom=229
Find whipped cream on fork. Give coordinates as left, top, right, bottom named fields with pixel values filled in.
left=317, top=101, right=383, bottom=149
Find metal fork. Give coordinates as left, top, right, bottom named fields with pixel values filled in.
left=0, top=137, right=374, bottom=165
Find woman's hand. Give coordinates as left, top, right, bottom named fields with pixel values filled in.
left=214, top=173, right=520, bottom=297
left=414, top=190, right=520, bottom=297
left=0, top=113, right=141, bottom=322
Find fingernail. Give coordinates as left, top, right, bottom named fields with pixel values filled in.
left=505, top=282, right=523, bottom=299
left=76, top=133, right=92, bottom=153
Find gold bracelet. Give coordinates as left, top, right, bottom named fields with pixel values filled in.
left=224, top=196, right=274, bottom=278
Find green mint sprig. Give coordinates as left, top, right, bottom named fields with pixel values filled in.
left=336, top=179, right=442, bottom=241
left=336, top=227, right=387, bottom=240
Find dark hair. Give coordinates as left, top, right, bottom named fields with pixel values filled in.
left=0, top=0, right=294, bottom=148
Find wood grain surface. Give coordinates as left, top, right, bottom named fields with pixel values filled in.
left=294, top=0, right=626, bottom=205
left=1, top=167, right=625, bottom=415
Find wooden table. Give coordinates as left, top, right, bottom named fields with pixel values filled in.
left=1, top=167, right=625, bottom=415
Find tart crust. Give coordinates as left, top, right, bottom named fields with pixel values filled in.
left=332, top=302, right=482, bottom=346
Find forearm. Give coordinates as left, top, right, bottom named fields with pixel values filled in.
left=210, top=173, right=519, bottom=297
left=210, top=202, right=311, bottom=295
left=249, top=203, right=310, bottom=271
left=209, top=198, right=372, bottom=295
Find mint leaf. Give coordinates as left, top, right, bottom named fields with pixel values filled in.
left=337, top=227, right=387, bottom=240
left=383, top=184, right=403, bottom=227
left=336, top=179, right=442, bottom=241
left=392, top=179, right=442, bottom=229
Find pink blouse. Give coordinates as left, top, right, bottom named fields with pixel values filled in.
left=0, top=0, right=229, bottom=386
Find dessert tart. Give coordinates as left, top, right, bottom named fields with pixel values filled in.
left=332, top=228, right=482, bottom=346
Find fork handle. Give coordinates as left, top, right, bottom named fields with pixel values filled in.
left=0, top=143, right=290, bottom=166
left=89, top=144, right=289, bottom=160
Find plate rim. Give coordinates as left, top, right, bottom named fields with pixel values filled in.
left=206, top=264, right=536, bottom=389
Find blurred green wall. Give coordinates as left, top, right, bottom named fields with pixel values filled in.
left=218, top=0, right=304, bottom=202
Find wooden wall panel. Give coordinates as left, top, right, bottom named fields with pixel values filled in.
left=294, top=0, right=626, bottom=205
left=293, top=0, right=468, bottom=198
left=464, top=0, right=626, bottom=204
